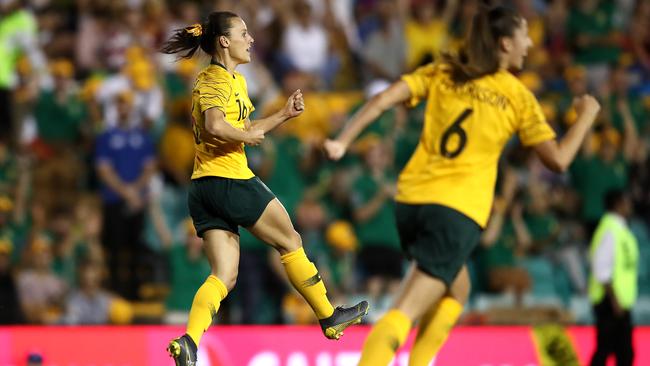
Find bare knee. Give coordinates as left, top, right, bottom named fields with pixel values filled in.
left=213, top=268, right=238, bottom=292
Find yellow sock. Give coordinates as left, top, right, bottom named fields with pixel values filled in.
left=358, top=309, right=412, bottom=366
left=186, top=275, right=228, bottom=347
left=409, top=297, right=463, bottom=366
left=281, top=247, right=334, bottom=319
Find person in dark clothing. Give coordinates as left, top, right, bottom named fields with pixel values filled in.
left=95, top=91, right=156, bottom=299
left=589, top=190, right=638, bottom=366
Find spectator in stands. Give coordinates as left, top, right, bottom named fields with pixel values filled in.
left=317, top=0, right=362, bottom=89
left=75, top=1, right=109, bottom=73
left=95, top=52, right=163, bottom=131
left=361, top=0, right=406, bottom=83
left=567, top=0, right=622, bottom=87
left=48, top=198, right=105, bottom=288
left=318, top=220, right=359, bottom=303
left=589, top=190, right=639, bottom=366
left=0, top=0, right=47, bottom=142
left=404, top=0, right=457, bottom=70
left=163, top=219, right=211, bottom=324
left=281, top=0, right=330, bottom=82
left=63, top=260, right=112, bottom=325
left=350, top=136, right=402, bottom=315
left=16, top=235, right=67, bottom=324
left=523, top=181, right=560, bottom=255
left=98, top=4, right=139, bottom=72
left=33, top=59, right=86, bottom=150
left=95, top=90, right=157, bottom=299
left=28, top=59, right=85, bottom=211
left=604, top=64, right=648, bottom=136
left=478, top=186, right=532, bottom=306
left=570, top=103, right=638, bottom=233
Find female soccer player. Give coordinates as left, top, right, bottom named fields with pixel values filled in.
left=161, top=12, right=368, bottom=366
left=324, top=6, right=600, bottom=366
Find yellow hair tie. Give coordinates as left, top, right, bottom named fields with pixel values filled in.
left=186, top=24, right=202, bottom=37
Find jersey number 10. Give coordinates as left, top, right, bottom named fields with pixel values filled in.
left=236, top=99, right=249, bottom=121
left=440, top=108, right=473, bottom=158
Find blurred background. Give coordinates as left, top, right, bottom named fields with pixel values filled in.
left=0, top=0, right=650, bottom=333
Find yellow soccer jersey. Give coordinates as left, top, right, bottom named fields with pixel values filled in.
left=397, top=63, right=556, bottom=227
left=190, top=62, right=255, bottom=180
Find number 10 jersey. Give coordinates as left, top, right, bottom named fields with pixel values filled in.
left=191, top=62, right=255, bottom=180
left=397, top=63, right=556, bottom=227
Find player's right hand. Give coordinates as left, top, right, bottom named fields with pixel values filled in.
left=573, top=94, right=601, bottom=118
left=245, top=128, right=265, bottom=146
left=323, top=139, right=347, bottom=161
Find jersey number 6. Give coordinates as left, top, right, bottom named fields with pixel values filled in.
left=440, top=108, right=473, bottom=158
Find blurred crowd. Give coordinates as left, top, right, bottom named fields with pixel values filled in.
left=1, top=0, right=650, bottom=327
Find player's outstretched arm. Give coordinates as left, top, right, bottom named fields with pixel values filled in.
left=533, top=94, right=601, bottom=173
left=324, top=81, right=411, bottom=161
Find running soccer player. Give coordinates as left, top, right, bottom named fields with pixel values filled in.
left=161, top=12, right=368, bottom=366
left=324, top=6, right=600, bottom=366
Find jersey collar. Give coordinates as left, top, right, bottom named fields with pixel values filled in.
left=210, top=60, right=235, bottom=78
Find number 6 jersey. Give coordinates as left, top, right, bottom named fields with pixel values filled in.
left=397, top=63, right=556, bottom=227
left=190, top=61, right=255, bottom=180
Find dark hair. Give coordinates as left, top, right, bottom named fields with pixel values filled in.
left=605, top=189, right=627, bottom=212
left=443, top=6, right=522, bottom=84
left=160, top=11, right=239, bottom=59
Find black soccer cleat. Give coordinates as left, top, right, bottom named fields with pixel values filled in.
left=319, top=300, right=370, bottom=340
left=167, top=334, right=197, bottom=366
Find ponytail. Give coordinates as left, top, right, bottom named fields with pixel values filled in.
left=160, top=24, right=204, bottom=59
left=161, top=12, right=239, bottom=60
left=443, top=6, right=522, bottom=84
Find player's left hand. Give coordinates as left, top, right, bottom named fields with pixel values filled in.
left=283, top=89, right=304, bottom=119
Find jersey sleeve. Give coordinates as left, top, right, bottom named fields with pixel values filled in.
left=516, top=88, right=556, bottom=146
left=400, top=63, right=438, bottom=107
left=197, top=72, right=232, bottom=114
